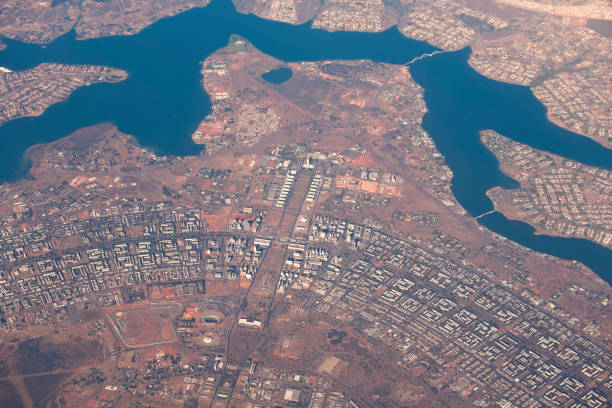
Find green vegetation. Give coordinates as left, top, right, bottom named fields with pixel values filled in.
left=382, top=0, right=415, bottom=13
left=530, top=56, right=583, bottom=87
left=458, top=14, right=496, bottom=32
left=220, top=35, right=252, bottom=54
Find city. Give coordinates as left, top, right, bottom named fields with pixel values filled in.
left=0, top=37, right=609, bottom=406
left=0, top=1, right=609, bottom=407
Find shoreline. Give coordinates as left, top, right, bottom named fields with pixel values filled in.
left=0, top=64, right=129, bottom=128
left=486, top=185, right=612, bottom=250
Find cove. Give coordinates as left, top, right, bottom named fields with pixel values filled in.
left=0, top=0, right=611, bottom=282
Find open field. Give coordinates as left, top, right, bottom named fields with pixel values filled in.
left=106, top=302, right=180, bottom=348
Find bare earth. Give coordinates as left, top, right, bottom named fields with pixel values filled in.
left=0, top=38, right=609, bottom=407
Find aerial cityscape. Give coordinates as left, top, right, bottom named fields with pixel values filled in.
left=0, top=1, right=610, bottom=408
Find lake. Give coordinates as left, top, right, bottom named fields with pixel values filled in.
left=262, top=67, right=293, bottom=84
left=0, top=0, right=610, bottom=281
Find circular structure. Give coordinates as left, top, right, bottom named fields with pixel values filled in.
left=200, top=310, right=224, bottom=326
left=261, top=67, right=293, bottom=84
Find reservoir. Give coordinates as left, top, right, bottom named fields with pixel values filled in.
left=0, top=0, right=611, bottom=281
left=262, top=67, right=293, bottom=84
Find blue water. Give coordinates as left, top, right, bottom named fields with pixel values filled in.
left=0, top=0, right=610, bottom=281
left=262, top=67, right=293, bottom=84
